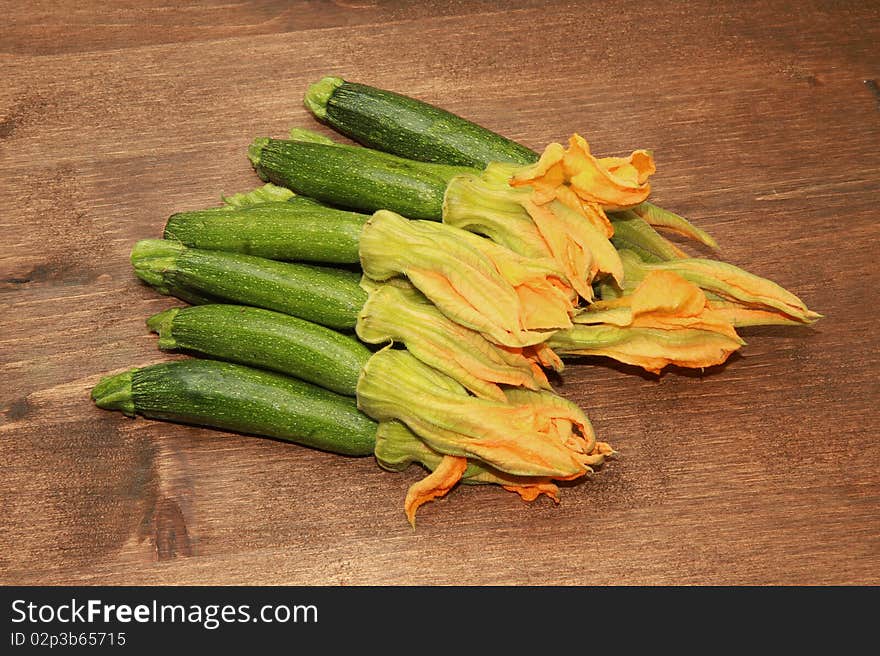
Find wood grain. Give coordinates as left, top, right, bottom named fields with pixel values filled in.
left=1, top=0, right=878, bottom=586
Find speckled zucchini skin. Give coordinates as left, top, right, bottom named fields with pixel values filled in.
left=131, top=240, right=366, bottom=331
left=249, top=137, right=459, bottom=220
left=164, top=198, right=367, bottom=265
left=305, top=76, right=538, bottom=169
left=92, top=359, right=377, bottom=456
left=147, top=304, right=371, bottom=397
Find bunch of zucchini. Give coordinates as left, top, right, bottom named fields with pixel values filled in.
left=92, top=76, right=818, bottom=523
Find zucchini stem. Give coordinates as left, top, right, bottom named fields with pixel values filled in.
left=130, top=239, right=186, bottom=294
left=303, top=76, right=344, bottom=120
left=91, top=369, right=136, bottom=416
left=145, top=307, right=180, bottom=350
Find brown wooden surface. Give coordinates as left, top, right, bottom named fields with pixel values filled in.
left=1, top=0, right=878, bottom=586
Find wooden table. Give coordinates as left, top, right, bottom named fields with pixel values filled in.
left=2, top=0, right=877, bottom=586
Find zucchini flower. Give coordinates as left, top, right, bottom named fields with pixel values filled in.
left=375, top=420, right=613, bottom=526
left=359, top=209, right=575, bottom=347
left=356, top=278, right=554, bottom=402
left=444, top=163, right=622, bottom=301
left=444, top=132, right=661, bottom=302
left=357, top=348, right=609, bottom=523
left=510, top=133, right=655, bottom=225
left=549, top=270, right=745, bottom=374
left=600, top=249, right=822, bottom=327
left=506, top=135, right=719, bottom=276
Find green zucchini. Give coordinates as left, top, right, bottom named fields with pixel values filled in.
left=285, top=128, right=477, bottom=184
left=147, top=304, right=371, bottom=396
left=91, top=359, right=377, bottom=456
left=303, top=77, right=709, bottom=250
left=304, top=76, right=537, bottom=168
left=248, top=137, right=472, bottom=220
left=164, top=198, right=367, bottom=264
left=131, top=239, right=366, bottom=330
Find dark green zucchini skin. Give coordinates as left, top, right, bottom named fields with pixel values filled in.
left=147, top=304, right=371, bottom=397
left=91, top=360, right=377, bottom=456
left=304, top=76, right=539, bottom=169
left=286, top=129, right=477, bottom=185
left=164, top=199, right=366, bottom=265
left=131, top=239, right=366, bottom=331
left=305, top=78, right=685, bottom=241
left=249, top=138, right=457, bottom=220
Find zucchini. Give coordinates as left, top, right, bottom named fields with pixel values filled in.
left=131, top=239, right=366, bottom=330
left=248, top=137, right=472, bottom=220
left=91, top=359, right=377, bottom=456
left=147, top=304, right=371, bottom=396
left=285, top=127, right=476, bottom=184
left=164, top=198, right=367, bottom=264
left=303, top=77, right=708, bottom=249
left=305, top=76, right=537, bottom=168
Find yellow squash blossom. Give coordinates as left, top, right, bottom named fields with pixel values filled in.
left=600, top=249, right=822, bottom=326
left=443, top=164, right=621, bottom=301
left=510, top=133, right=655, bottom=221
left=549, top=270, right=745, bottom=373
left=374, top=420, right=613, bottom=526
left=356, top=278, right=554, bottom=402
left=444, top=134, right=661, bottom=303
left=359, top=210, right=574, bottom=347
left=357, top=348, right=606, bottom=485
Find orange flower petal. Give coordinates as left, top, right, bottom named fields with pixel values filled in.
left=404, top=455, right=468, bottom=527
left=650, top=258, right=822, bottom=325
left=515, top=281, right=576, bottom=330
left=521, top=342, right=565, bottom=373
left=509, top=141, right=567, bottom=204
left=552, top=326, right=743, bottom=374
left=511, top=133, right=654, bottom=212
left=565, top=134, right=654, bottom=209
left=551, top=271, right=745, bottom=373
left=523, top=197, right=624, bottom=292
left=629, top=270, right=707, bottom=319
left=375, top=420, right=614, bottom=524
left=502, top=482, right=561, bottom=503
left=598, top=150, right=656, bottom=185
